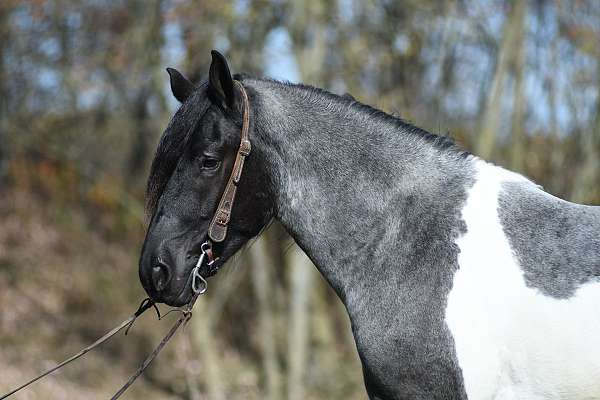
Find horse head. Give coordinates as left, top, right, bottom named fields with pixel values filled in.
left=139, top=51, right=273, bottom=306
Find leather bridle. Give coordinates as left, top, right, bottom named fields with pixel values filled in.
left=191, top=80, right=251, bottom=294
left=208, top=80, right=251, bottom=243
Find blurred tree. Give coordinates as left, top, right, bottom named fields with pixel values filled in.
left=249, top=233, right=282, bottom=400
left=477, top=0, right=527, bottom=160
left=286, top=247, right=313, bottom=400
left=572, top=68, right=600, bottom=203
left=509, top=0, right=527, bottom=172
left=287, top=0, right=330, bottom=84
left=124, top=0, right=166, bottom=185
left=0, top=2, right=10, bottom=183
left=2, top=1, right=600, bottom=400
left=191, top=299, right=226, bottom=400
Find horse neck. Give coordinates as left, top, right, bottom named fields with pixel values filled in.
left=251, top=80, right=473, bottom=305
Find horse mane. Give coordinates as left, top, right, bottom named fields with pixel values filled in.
left=269, top=78, right=470, bottom=159
left=348, top=100, right=469, bottom=157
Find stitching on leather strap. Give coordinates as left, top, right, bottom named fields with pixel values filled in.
left=208, top=80, right=250, bottom=242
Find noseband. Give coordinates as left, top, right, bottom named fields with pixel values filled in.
left=191, top=80, right=251, bottom=294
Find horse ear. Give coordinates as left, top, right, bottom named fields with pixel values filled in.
left=166, top=68, right=194, bottom=103
left=209, top=50, right=235, bottom=108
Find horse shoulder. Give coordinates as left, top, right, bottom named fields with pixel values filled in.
left=445, top=160, right=600, bottom=399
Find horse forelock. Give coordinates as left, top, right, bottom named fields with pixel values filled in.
left=145, top=82, right=210, bottom=223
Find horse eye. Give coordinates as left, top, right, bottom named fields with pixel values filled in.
left=198, top=157, right=221, bottom=171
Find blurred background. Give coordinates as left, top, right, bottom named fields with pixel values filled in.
left=0, top=0, right=599, bottom=399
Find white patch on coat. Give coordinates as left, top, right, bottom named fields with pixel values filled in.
left=446, top=159, right=600, bottom=400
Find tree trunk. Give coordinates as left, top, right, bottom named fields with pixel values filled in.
left=477, top=0, right=526, bottom=160
left=509, top=0, right=527, bottom=172
left=250, top=233, right=282, bottom=400
left=127, top=88, right=151, bottom=184
left=190, top=299, right=226, bottom=400
left=0, top=3, right=11, bottom=184
left=126, top=0, right=165, bottom=185
left=176, top=332, right=202, bottom=400
left=289, top=0, right=328, bottom=84
left=287, top=247, right=313, bottom=400
left=547, top=32, right=563, bottom=192
left=571, top=66, right=600, bottom=203
left=189, top=249, right=250, bottom=399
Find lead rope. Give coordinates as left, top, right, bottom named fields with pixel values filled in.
left=0, top=299, right=158, bottom=399
left=2, top=80, right=250, bottom=399
left=111, top=241, right=214, bottom=399
left=110, top=293, right=200, bottom=399
left=0, top=243, right=214, bottom=399
left=0, top=255, right=210, bottom=400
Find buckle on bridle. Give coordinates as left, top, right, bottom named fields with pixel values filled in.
left=239, top=139, right=251, bottom=156
left=215, top=209, right=230, bottom=226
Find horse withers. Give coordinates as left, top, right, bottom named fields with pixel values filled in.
left=139, top=51, right=600, bottom=400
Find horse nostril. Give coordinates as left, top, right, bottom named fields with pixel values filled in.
left=151, top=260, right=171, bottom=292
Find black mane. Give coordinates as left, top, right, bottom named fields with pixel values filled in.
left=273, top=79, right=469, bottom=158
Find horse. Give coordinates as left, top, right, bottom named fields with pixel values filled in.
left=138, top=50, right=600, bottom=400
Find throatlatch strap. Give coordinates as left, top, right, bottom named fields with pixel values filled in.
left=208, top=80, right=251, bottom=242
